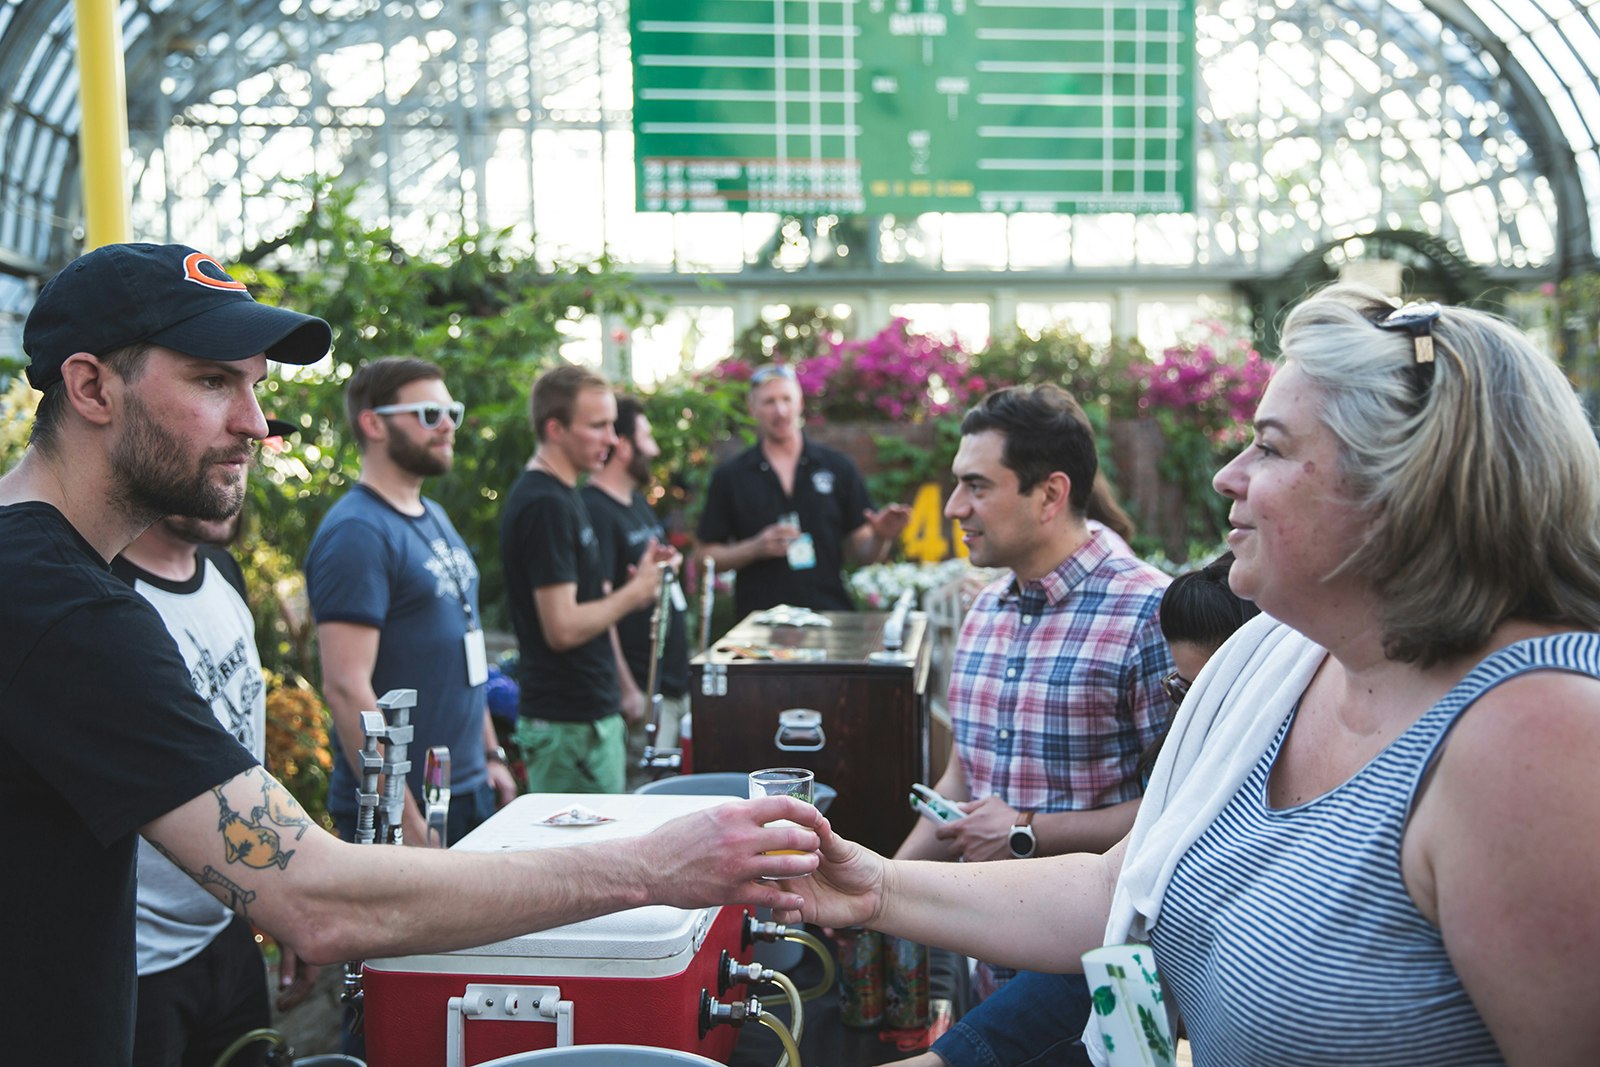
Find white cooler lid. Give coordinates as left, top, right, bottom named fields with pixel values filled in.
left=366, top=793, right=742, bottom=972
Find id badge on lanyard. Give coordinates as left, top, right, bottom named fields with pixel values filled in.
left=464, top=626, right=489, bottom=687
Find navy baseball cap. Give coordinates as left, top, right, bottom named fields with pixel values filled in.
left=22, top=242, right=332, bottom=390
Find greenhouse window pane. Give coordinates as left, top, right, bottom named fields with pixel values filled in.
left=1489, top=0, right=1555, bottom=32
left=1507, top=37, right=1588, bottom=143
left=1465, top=0, right=1525, bottom=42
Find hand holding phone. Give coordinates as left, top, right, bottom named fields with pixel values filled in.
left=909, top=783, right=963, bottom=824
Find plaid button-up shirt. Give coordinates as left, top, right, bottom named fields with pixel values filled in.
left=951, top=524, right=1175, bottom=816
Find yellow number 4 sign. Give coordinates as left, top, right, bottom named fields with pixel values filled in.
left=899, top=483, right=968, bottom=563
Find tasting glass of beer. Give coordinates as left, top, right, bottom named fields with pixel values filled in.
left=748, top=767, right=815, bottom=871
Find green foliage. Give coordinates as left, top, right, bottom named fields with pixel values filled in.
left=973, top=325, right=1148, bottom=415
left=640, top=374, right=753, bottom=535
left=730, top=304, right=846, bottom=365
left=0, top=377, right=38, bottom=473
left=242, top=184, right=654, bottom=679
left=867, top=420, right=963, bottom=506
left=1547, top=273, right=1600, bottom=415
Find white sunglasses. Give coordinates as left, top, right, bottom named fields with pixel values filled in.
left=371, top=401, right=465, bottom=429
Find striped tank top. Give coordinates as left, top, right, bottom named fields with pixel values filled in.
left=1147, top=633, right=1600, bottom=1066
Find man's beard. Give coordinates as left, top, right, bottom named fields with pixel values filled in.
left=110, top=393, right=248, bottom=525
left=163, top=512, right=241, bottom=547
left=386, top=427, right=452, bottom=477
left=625, top=445, right=653, bottom=487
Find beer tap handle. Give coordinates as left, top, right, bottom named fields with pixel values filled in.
left=424, top=746, right=452, bottom=850
left=699, top=557, right=716, bottom=656
left=641, top=566, right=684, bottom=773
left=354, top=710, right=387, bottom=846
left=376, top=689, right=417, bottom=846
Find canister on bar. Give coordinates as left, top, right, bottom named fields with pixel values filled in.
left=884, top=935, right=931, bottom=1028
left=835, top=927, right=884, bottom=1028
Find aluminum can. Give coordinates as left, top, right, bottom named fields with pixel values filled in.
left=884, top=935, right=930, bottom=1028
left=835, top=927, right=883, bottom=1028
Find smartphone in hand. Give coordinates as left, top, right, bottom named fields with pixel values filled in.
left=909, top=783, right=963, bottom=824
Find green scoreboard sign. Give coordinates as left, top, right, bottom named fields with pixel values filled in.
left=629, top=0, right=1195, bottom=216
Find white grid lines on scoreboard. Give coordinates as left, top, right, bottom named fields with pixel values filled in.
left=635, top=20, right=859, bottom=36
left=639, top=89, right=863, bottom=102
left=975, top=93, right=1185, bottom=106
left=977, top=126, right=1184, bottom=139
left=976, top=159, right=1184, bottom=171
left=638, top=122, right=865, bottom=135
left=976, top=61, right=1186, bottom=75
left=636, top=55, right=862, bottom=69
left=976, top=28, right=1186, bottom=42
left=975, top=0, right=1184, bottom=10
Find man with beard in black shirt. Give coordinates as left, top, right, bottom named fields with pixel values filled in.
left=582, top=395, right=690, bottom=788
left=0, top=244, right=822, bottom=1066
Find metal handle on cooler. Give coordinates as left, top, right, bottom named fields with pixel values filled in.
left=444, top=983, right=574, bottom=1067
left=774, top=708, right=825, bottom=751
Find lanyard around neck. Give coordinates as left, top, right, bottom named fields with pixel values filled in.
left=358, top=484, right=477, bottom=629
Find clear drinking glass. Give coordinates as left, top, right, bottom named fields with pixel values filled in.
left=748, top=767, right=816, bottom=868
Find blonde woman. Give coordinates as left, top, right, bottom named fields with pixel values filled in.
left=783, top=286, right=1600, bottom=1066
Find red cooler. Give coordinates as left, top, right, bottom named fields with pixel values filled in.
left=362, top=793, right=754, bottom=1067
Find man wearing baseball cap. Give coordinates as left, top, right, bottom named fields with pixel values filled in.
left=0, top=243, right=823, bottom=1066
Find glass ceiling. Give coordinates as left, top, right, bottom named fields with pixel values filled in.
left=0, top=0, right=1597, bottom=315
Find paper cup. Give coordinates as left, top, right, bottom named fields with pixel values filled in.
left=1081, top=943, right=1176, bottom=1067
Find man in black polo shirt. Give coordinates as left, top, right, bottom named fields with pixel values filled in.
left=697, top=363, right=909, bottom=618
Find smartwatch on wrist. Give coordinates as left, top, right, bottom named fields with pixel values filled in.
left=486, top=745, right=509, bottom=765
left=1008, top=810, right=1037, bottom=858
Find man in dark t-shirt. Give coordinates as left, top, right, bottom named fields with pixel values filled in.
left=500, top=363, right=681, bottom=793
left=305, top=358, right=515, bottom=856
left=697, top=363, right=911, bottom=618
left=581, top=396, right=690, bottom=788
left=1, top=243, right=821, bottom=1066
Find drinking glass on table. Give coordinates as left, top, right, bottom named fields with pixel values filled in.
left=749, top=767, right=815, bottom=870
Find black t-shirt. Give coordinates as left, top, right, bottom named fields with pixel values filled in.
left=580, top=485, right=690, bottom=699
left=0, top=503, right=259, bottom=1066
left=500, top=469, right=620, bottom=721
left=696, top=437, right=874, bottom=618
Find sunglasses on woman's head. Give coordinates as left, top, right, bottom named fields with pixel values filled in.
left=371, top=401, right=465, bottom=429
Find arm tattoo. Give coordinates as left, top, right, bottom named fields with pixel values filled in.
left=251, top=774, right=314, bottom=841
left=197, top=865, right=259, bottom=915
left=147, top=838, right=258, bottom=916
left=214, top=772, right=296, bottom=871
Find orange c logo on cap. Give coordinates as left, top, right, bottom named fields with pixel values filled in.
left=181, top=252, right=248, bottom=292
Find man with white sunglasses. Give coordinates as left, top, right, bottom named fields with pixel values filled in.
left=307, top=357, right=518, bottom=855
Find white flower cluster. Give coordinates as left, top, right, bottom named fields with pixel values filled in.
left=849, top=558, right=974, bottom=609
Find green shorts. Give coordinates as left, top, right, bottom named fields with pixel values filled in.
left=514, top=713, right=626, bottom=794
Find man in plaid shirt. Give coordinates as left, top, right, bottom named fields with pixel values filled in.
left=894, top=384, right=1175, bottom=1002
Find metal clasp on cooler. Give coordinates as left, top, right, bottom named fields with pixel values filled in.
left=774, top=708, right=825, bottom=751
left=701, top=661, right=728, bottom=697
left=445, top=983, right=573, bottom=1067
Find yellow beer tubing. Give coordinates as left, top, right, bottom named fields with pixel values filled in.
left=762, top=969, right=803, bottom=1067
left=210, top=1027, right=287, bottom=1067
left=755, top=1010, right=802, bottom=1067
left=784, top=928, right=835, bottom=1002
left=71, top=0, right=132, bottom=247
